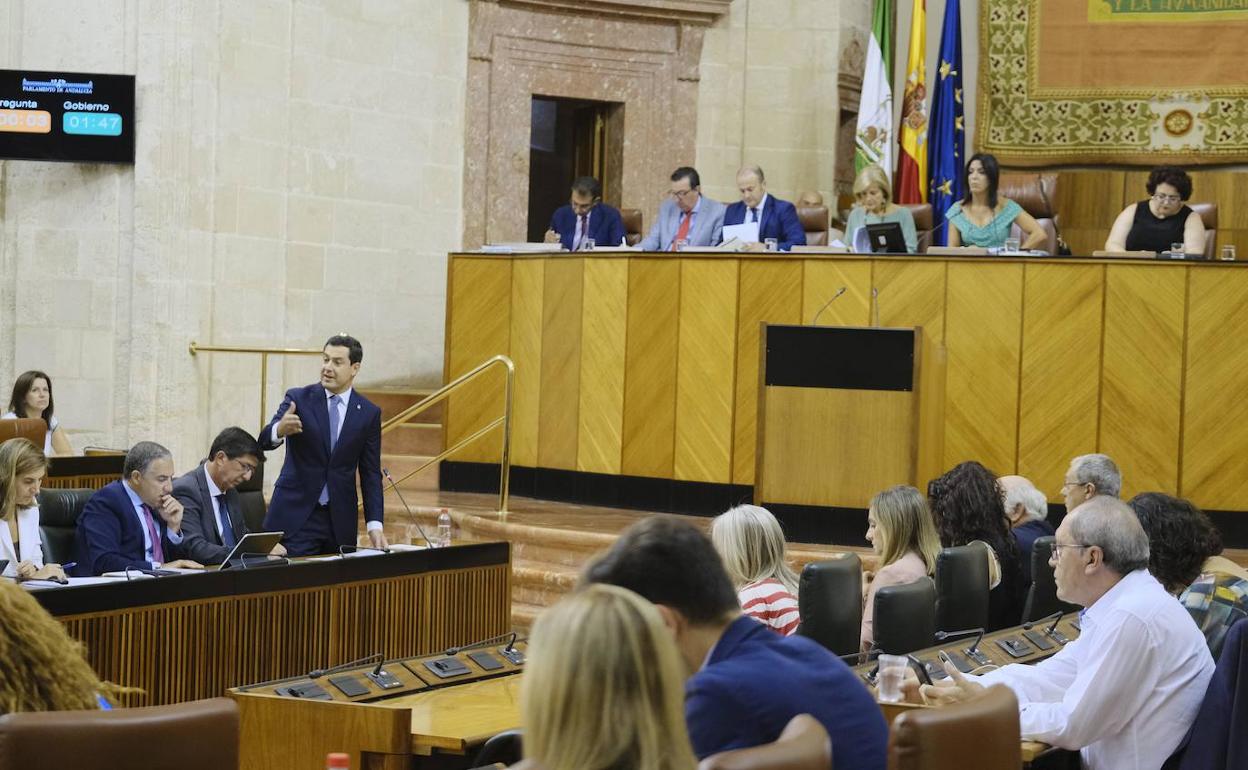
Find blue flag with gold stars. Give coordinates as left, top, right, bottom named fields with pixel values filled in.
left=928, top=0, right=964, bottom=246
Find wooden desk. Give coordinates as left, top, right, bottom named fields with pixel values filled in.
left=33, top=543, right=511, bottom=706
left=442, top=251, right=1248, bottom=541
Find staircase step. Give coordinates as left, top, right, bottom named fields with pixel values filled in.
left=380, top=454, right=439, bottom=491
left=382, top=422, right=442, bottom=456
left=361, top=389, right=443, bottom=424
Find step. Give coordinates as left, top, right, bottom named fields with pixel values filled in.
left=379, top=454, right=439, bottom=491
left=361, top=389, right=443, bottom=424
left=382, top=422, right=442, bottom=456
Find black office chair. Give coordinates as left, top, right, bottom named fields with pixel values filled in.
left=935, top=545, right=989, bottom=633
left=1022, top=536, right=1078, bottom=623
left=874, top=577, right=937, bottom=655
left=797, top=554, right=862, bottom=657
left=471, top=729, right=522, bottom=768
left=36, top=487, right=93, bottom=565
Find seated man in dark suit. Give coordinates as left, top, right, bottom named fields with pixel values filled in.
left=583, top=517, right=887, bottom=770
left=722, top=165, right=807, bottom=251
left=1000, top=474, right=1055, bottom=584
left=172, top=427, right=284, bottom=565
left=544, top=176, right=626, bottom=250
left=73, top=441, right=203, bottom=576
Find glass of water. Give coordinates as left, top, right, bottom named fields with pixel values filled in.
left=1170, top=242, right=1185, bottom=258
left=1220, top=244, right=1236, bottom=261
left=764, top=238, right=779, bottom=252
left=876, top=654, right=908, bottom=703
left=1003, top=237, right=1021, bottom=253
left=582, top=238, right=595, bottom=252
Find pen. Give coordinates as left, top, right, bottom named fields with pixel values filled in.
left=61, top=562, right=77, bottom=570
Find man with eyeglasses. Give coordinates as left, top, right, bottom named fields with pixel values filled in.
left=173, top=426, right=283, bottom=565
left=913, top=496, right=1214, bottom=768
left=638, top=166, right=726, bottom=251
left=544, top=176, right=626, bottom=251
left=1061, top=453, right=1121, bottom=517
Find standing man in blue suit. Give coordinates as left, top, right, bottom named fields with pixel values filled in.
left=544, top=176, right=626, bottom=250
left=638, top=167, right=726, bottom=251
left=259, top=334, right=386, bottom=556
left=722, top=165, right=806, bottom=251
left=74, top=441, right=204, bottom=575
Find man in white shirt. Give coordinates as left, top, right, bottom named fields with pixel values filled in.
left=916, top=496, right=1214, bottom=770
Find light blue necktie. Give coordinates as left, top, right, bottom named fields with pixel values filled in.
left=318, top=394, right=342, bottom=505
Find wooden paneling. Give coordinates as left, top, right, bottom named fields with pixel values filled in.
left=674, top=259, right=739, bottom=483
left=1186, top=169, right=1248, bottom=253
left=873, top=260, right=947, bottom=488
left=621, top=259, right=681, bottom=478
left=1018, top=263, right=1105, bottom=499
left=444, top=258, right=512, bottom=462
left=1181, top=267, right=1248, bottom=509
left=760, top=386, right=915, bottom=508
left=1050, top=169, right=1128, bottom=256
left=536, top=259, right=584, bottom=470
left=801, top=259, right=873, bottom=327
left=943, top=262, right=1024, bottom=474
left=733, top=260, right=803, bottom=485
left=509, top=260, right=545, bottom=467
left=1100, top=264, right=1185, bottom=498
left=577, top=259, right=629, bottom=474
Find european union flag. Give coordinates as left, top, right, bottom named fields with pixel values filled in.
left=928, top=0, right=965, bottom=246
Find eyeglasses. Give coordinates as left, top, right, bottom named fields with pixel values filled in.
left=1049, top=542, right=1092, bottom=561
left=1060, top=480, right=1091, bottom=493
left=670, top=188, right=697, bottom=199
left=234, top=458, right=258, bottom=476
left=1152, top=193, right=1182, bottom=204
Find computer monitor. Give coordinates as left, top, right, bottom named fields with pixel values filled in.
left=865, top=222, right=908, bottom=254
left=218, top=531, right=284, bottom=570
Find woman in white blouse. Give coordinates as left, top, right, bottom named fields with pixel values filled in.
left=0, top=438, right=66, bottom=581
left=4, top=370, right=73, bottom=456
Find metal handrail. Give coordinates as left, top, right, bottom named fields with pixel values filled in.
left=379, top=355, right=514, bottom=514
left=189, top=342, right=322, bottom=432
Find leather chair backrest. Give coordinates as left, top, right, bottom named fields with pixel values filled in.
left=0, top=697, right=239, bottom=770
left=1021, top=536, right=1078, bottom=623
left=1188, top=202, right=1218, bottom=259
left=797, top=553, right=862, bottom=656
left=0, top=417, right=47, bottom=448
left=233, top=461, right=267, bottom=533
left=935, top=545, right=990, bottom=633
left=888, top=685, right=1021, bottom=769
left=1000, top=172, right=1059, bottom=254
left=620, top=208, right=643, bottom=246
left=35, top=487, right=94, bottom=565
left=904, top=203, right=934, bottom=252
left=471, top=729, right=522, bottom=768
left=874, top=577, right=937, bottom=655
left=797, top=206, right=829, bottom=247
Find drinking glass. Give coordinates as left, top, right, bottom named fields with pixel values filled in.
left=764, top=238, right=779, bottom=252
left=876, top=654, right=908, bottom=703
left=1170, top=242, right=1185, bottom=258
left=1003, top=237, right=1021, bottom=253
left=1220, top=244, right=1236, bottom=261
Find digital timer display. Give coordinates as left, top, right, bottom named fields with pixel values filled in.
left=0, top=68, right=134, bottom=163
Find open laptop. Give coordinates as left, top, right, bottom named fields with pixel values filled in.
left=865, top=222, right=909, bottom=254
left=218, top=531, right=284, bottom=570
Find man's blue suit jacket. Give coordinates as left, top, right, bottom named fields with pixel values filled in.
left=73, top=480, right=183, bottom=576
left=259, top=384, right=383, bottom=547
left=685, top=616, right=888, bottom=770
left=722, top=196, right=807, bottom=251
left=549, top=203, right=626, bottom=250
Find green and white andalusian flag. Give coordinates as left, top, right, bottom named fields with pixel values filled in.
left=855, top=0, right=894, bottom=179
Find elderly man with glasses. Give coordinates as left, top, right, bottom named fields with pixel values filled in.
left=1060, top=453, right=1121, bottom=517
left=637, top=166, right=726, bottom=251
left=911, top=496, right=1214, bottom=768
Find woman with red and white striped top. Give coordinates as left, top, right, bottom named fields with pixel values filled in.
left=710, top=505, right=801, bottom=635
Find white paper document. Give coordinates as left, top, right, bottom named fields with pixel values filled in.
left=722, top=222, right=760, bottom=244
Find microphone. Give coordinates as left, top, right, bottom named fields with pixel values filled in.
left=445, top=631, right=519, bottom=657
left=811, top=286, right=847, bottom=325
left=871, top=287, right=880, bottom=327
left=920, top=214, right=954, bottom=251
left=308, top=652, right=384, bottom=679
left=1021, top=610, right=1063, bottom=634
left=935, top=627, right=989, bottom=666
left=382, top=468, right=435, bottom=548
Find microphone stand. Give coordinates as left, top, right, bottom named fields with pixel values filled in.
left=383, top=468, right=435, bottom=548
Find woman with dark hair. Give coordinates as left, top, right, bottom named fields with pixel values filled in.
left=4, top=370, right=72, bottom=456
left=927, top=460, right=1025, bottom=631
left=1128, top=492, right=1248, bottom=658
left=945, top=153, right=1046, bottom=251
left=1104, top=166, right=1206, bottom=255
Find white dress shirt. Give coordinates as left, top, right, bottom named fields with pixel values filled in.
left=976, top=569, right=1214, bottom=770
left=747, top=193, right=770, bottom=225
left=122, top=481, right=183, bottom=567
left=0, top=505, right=44, bottom=576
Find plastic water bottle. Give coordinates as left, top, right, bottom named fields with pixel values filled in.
left=437, top=508, right=452, bottom=548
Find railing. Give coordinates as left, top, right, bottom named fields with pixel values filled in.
left=378, top=354, right=514, bottom=514
left=188, top=342, right=323, bottom=431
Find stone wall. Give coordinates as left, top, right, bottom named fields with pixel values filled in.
left=0, top=0, right=468, bottom=470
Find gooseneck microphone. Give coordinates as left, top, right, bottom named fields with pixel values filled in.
left=935, top=627, right=986, bottom=653
left=382, top=468, right=435, bottom=548
left=308, top=652, right=384, bottom=679
left=445, top=631, right=519, bottom=657
left=1022, top=610, right=1064, bottom=634
left=871, top=287, right=881, bottom=327
left=811, top=286, right=847, bottom=325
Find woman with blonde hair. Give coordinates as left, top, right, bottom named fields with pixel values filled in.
left=0, top=437, right=66, bottom=581
left=845, top=164, right=918, bottom=253
left=0, top=578, right=127, bottom=713
left=861, top=485, right=941, bottom=651
left=710, top=504, right=801, bottom=635
left=519, top=583, right=697, bottom=770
